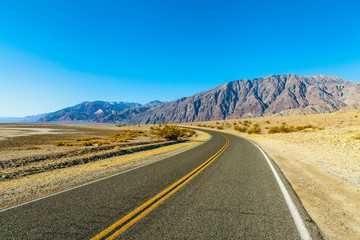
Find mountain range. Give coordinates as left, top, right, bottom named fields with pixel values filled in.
left=38, top=100, right=165, bottom=123
left=34, top=74, right=360, bottom=124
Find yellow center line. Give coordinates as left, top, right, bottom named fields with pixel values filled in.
left=91, top=134, right=229, bottom=240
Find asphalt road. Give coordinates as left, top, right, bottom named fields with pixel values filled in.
left=0, top=129, right=322, bottom=239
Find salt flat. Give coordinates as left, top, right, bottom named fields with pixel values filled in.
left=0, top=127, right=69, bottom=140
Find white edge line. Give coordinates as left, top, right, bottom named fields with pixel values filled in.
left=0, top=132, right=211, bottom=213
left=243, top=137, right=312, bottom=240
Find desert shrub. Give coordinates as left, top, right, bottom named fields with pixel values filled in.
left=22, top=146, right=40, bottom=150
left=355, top=115, right=358, bottom=118
left=234, top=126, right=248, bottom=132
left=114, top=146, right=121, bottom=150
left=150, top=124, right=195, bottom=140
left=216, top=126, right=224, bottom=130
left=265, top=120, right=270, bottom=124
left=77, top=141, right=93, bottom=146
left=295, top=126, right=305, bottom=131
left=74, top=136, right=99, bottom=141
left=352, top=132, right=360, bottom=140
left=215, top=122, right=220, bottom=124
left=247, top=126, right=261, bottom=134
left=268, top=123, right=321, bottom=134
left=109, top=130, right=145, bottom=142
left=54, top=141, right=66, bottom=146
left=268, top=127, right=280, bottom=134
left=243, top=120, right=251, bottom=125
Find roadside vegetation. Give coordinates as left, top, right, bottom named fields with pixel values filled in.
left=268, top=123, right=323, bottom=134
left=54, top=130, right=146, bottom=147
left=150, top=123, right=196, bottom=140
left=191, top=116, right=326, bottom=136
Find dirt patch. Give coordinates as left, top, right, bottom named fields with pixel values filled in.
left=255, top=137, right=360, bottom=240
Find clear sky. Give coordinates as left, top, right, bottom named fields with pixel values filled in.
left=1, top=0, right=359, bottom=117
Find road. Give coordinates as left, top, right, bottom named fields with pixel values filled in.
left=0, top=129, right=322, bottom=239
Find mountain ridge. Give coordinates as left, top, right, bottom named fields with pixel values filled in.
left=38, top=100, right=165, bottom=123
left=119, top=74, right=360, bottom=124
left=38, top=74, right=360, bottom=124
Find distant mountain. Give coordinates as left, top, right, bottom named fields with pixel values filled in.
left=38, top=100, right=165, bottom=123
left=0, top=113, right=48, bottom=123
left=120, top=74, right=360, bottom=124
left=143, top=100, right=167, bottom=108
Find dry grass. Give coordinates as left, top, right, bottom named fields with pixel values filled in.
left=21, top=146, right=40, bottom=151
left=150, top=123, right=196, bottom=140
left=53, top=130, right=147, bottom=146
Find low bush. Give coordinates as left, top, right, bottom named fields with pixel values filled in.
left=216, top=126, right=224, bottom=130
left=74, top=136, right=99, bottom=141
left=150, top=123, right=196, bottom=140
left=268, top=123, right=322, bottom=134
left=234, top=126, right=247, bottom=132
left=22, top=146, right=40, bottom=150
left=243, top=120, right=252, bottom=125
left=351, top=132, right=360, bottom=140
left=247, top=126, right=261, bottom=134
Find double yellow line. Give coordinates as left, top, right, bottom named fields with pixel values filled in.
left=91, top=134, right=229, bottom=240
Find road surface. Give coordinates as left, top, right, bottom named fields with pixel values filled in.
left=0, top=129, right=322, bottom=239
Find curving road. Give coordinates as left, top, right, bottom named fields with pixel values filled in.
left=0, top=129, right=322, bottom=239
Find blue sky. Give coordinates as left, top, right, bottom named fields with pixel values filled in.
left=1, top=0, right=359, bottom=117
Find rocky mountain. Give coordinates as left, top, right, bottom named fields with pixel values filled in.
left=38, top=100, right=165, bottom=123
left=120, top=74, right=360, bottom=124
